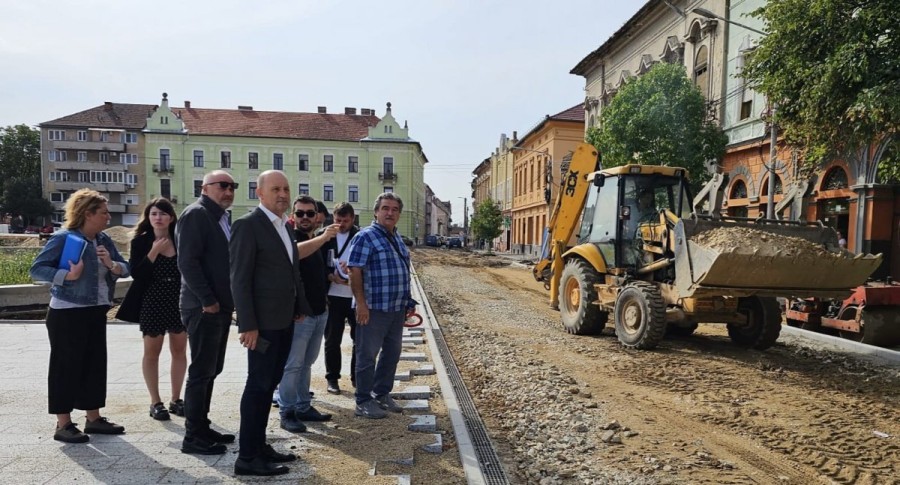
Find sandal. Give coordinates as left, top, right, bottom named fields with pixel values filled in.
left=168, top=399, right=185, bottom=417
left=150, top=402, right=170, bottom=421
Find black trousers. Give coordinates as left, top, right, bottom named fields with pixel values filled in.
left=46, top=306, right=109, bottom=414
left=324, top=295, right=356, bottom=382
left=182, top=310, right=231, bottom=438
left=239, top=325, right=293, bottom=459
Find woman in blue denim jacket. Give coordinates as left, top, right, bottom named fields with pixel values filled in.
left=30, top=189, right=131, bottom=444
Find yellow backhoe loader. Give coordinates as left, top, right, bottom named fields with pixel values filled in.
left=534, top=143, right=882, bottom=350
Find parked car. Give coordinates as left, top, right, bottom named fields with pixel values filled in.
left=448, top=237, right=462, bottom=248
left=425, top=234, right=440, bottom=247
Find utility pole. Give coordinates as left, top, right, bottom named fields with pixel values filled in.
left=462, top=197, right=468, bottom=248
left=766, top=105, right=777, bottom=220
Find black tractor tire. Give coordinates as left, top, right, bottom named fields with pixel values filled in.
left=559, top=259, right=607, bottom=335
left=729, top=296, right=782, bottom=350
left=614, top=281, right=667, bottom=349
left=666, top=322, right=699, bottom=337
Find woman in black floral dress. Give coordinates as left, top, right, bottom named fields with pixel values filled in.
left=116, top=198, right=186, bottom=421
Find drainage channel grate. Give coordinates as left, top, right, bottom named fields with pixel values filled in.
left=430, top=324, right=510, bottom=484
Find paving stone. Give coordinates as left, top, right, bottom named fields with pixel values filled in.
left=404, top=328, right=425, bottom=336
left=391, top=385, right=431, bottom=400
left=402, top=337, right=425, bottom=345
left=411, top=364, right=436, bottom=376
left=396, top=474, right=411, bottom=485
left=402, top=400, right=431, bottom=412
left=422, top=433, right=443, bottom=454
left=408, top=415, right=437, bottom=432
left=399, top=352, right=427, bottom=362
left=394, top=371, right=412, bottom=382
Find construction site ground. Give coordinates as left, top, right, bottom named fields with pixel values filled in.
left=413, top=247, right=900, bottom=484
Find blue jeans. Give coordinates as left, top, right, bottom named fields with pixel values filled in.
left=278, top=311, right=327, bottom=415
left=354, top=309, right=405, bottom=405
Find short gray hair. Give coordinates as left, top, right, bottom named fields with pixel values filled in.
left=373, top=192, right=403, bottom=212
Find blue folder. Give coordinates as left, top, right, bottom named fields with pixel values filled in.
left=57, top=234, right=88, bottom=270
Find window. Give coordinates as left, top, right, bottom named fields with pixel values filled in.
left=126, top=174, right=138, bottom=187
left=99, top=152, right=109, bottom=163
left=349, top=185, right=359, bottom=202
left=125, top=132, right=138, bottom=144
left=77, top=172, right=89, bottom=182
left=48, top=130, right=65, bottom=141
left=90, top=171, right=125, bottom=184
left=49, top=171, right=68, bottom=182
left=384, top=186, right=393, bottom=193
left=323, top=184, right=333, bottom=201
left=124, top=195, right=139, bottom=206
left=298, top=183, right=309, bottom=195
left=221, top=151, right=231, bottom=169
left=77, top=131, right=87, bottom=141
left=49, top=150, right=67, bottom=162
left=159, top=149, right=170, bottom=169
left=193, top=180, right=203, bottom=197
left=193, top=150, right=204, bottom=168
left=298, top=154, right=309, bottom=171
left=730, top=180, right=748, bottom=199
left=694, top=45, right=709, bottom=97
left=273, top=153, right=283, bottom=170
left=77, top=151, right=87, bottom=162
left=740, top=100, right=753, bottom=120
left=348, top=156, right=358, bottom=173
left=384, top=125, right=392, bottom=134
left=100, top=132, right=109, bottom=142
left=383, top=157, right=394, bottom=174
left=121, top=153, right=138, bottom=164
left=823, top=167, right=849, bottom=190
left=160, top=179, right=171, bottom=199
left=324, top=155, right=333, bottom=172
left=249, top=181, right=258, bottom=200
left=50, top=192, right=64, bottom=202
left=248, top=152, right=259, bottom=170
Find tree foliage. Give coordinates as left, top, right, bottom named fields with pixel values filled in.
left=0, top=125, right=50, bottom=224
left=589, top=63, right=727, bottom=190
left=470, top=199, right=503, bottom=253
left=742, top=0, right=899, bottom=169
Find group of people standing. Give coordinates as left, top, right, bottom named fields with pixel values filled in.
left=30, top=169, right=417, bottom=477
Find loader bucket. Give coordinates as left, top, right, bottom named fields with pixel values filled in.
left=673, top=218, right=882, bottom=299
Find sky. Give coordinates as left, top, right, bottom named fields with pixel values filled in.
left=0, top=0, right=638, bottom=222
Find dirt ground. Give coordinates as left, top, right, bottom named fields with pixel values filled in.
left=414, top=248, right=900, bottom=484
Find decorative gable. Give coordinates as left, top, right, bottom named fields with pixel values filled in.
left=637, top=54, right=657, bottom=74
left=145, top=93, right=185, bottom=133
left=367, top=102, right=410, bottom=140
left=661, top=36, right=684, bottom=64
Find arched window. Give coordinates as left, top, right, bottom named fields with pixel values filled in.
left=694, top=45, right=709, bottom=96
left=761, top=175, right=783, bottom=195
left=730, top=180, right=748, bottom=199
left=822, top=166, right=849, bottom=190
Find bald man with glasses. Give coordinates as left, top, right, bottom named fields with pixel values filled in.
left=176, top=170, right=239, bottom=455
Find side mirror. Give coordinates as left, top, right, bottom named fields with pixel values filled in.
left=620, top=206, right=631, bottom=220
left=593, top=175, right=605, bottom=187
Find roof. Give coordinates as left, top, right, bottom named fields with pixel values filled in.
left=40, top=103, right=157, bottom=129
left=515, top=103, right=585, bottom=147
left=570, top=0, right=657, bottom=76
left=171, top=107, right=380, bottom=142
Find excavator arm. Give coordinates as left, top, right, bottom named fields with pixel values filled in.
left=532, top=143, right=601, bottom=308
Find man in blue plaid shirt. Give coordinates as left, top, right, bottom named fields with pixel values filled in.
left=348, top=192, right=417, bottom=419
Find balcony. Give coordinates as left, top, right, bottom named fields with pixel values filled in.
left=51, top=181, right=127, bottom=193
left=54, top=161, right=126, bottom=172
left=107, top=204, right=126, bottom=213
left=379, top=171, right=398, bottom=182
left=153, top=164, right=176, bottom=174
left=52, top=140, right=125, bottom=152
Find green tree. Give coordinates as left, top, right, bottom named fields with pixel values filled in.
left=0, top=125, right=50, bottom=225
left=742, top=0, right=899, bottom=177
left=470, top=199, right=503, bottom=253
left=589, top=63, right=727, bottom=190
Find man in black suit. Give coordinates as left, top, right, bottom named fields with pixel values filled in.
left=176, top=170, right=237, bottom=455
left=321, top=202, right=359, bottom=394
left=230, top=170, right=313, bottom=476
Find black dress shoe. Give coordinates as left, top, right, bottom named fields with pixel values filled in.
left=263, top=443, right=297, bottom=463
left=181, top=436, right=227, bottom=455
left=326, top=380, right=340, bottom=394
left=294, top=406, right=332, bottom=422
left=234, top=455, right=289, bottom=476
left=203, top=428, right=235, bottom=444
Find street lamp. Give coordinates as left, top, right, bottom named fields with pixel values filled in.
left=692, top=7, right=777, bottom=219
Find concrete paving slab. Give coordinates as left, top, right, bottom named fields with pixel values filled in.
left=422, top=433, right=443, bottom=454
left=391, top=386, right=431, bottom=400
left=402, top=337, right=425, bottom=345
left=411, top=364, right=436, bottom=376
left=401, top=400, right=431, bottom=413
left=408, top=415, right=437, bottom=432
left=394, top=371, right=412, bottom=382
left=398, top=352, right=427, bottom=362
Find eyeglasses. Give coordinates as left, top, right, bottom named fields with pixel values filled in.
left=294, top=210, right=317, bottom=218
left=205, top=181, right=239, bottom=191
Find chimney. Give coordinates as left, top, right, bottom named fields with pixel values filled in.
left=360, top=108, right=369, bottom=116
left=184, top=101, right=191, bottom=109
left=318, top=106, right=327, bottom=114
left=344, top=107, right=356, bottom=115
left=365, top=108, right=374, bottom=115
left=513, top=131, right=518, bottom=141
left=104, top=101, right=113, bottom=109
left=237, top=105, right=253, bottom=111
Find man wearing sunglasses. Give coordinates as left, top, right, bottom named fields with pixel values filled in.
left=176, top=170, right=238, bottom=455
left=276, top=197, right=340, bottom=433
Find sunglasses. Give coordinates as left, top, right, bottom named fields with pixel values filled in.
left=294, top=210, right=317, bottom=218
left=205, top=181, right=239, bottom=191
